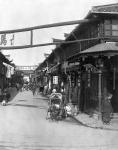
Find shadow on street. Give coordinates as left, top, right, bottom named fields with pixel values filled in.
left=62, top=117, right=82, bottom=126
left=18, top=99, right=28, bottom=102
left=9, top=87, right=19, bottom=102
left=10, top=103, right=48, bottom=110
left=33, top=97, right=48, bottom=101
left=13, top=103, right=38, bottom=108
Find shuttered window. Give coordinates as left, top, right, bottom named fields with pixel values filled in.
left=104, top=19, right=118, bottom=36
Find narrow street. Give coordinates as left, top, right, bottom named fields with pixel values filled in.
left=0, top=91, right=117, bottom=150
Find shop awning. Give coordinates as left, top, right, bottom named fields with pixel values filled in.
left=79, top=42, right=118, bottom=57
left=47, top=64, right=60, bottom=73
left=0, top=52, right=11, bottom=65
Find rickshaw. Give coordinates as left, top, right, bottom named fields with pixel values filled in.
left=47, top=92, right=63, bottom=120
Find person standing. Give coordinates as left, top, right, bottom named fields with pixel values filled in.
left=32, top=83, right=36, bottom=96
left=101, top=89, right=113, bottom=124
left=4, top=87, right=11, bottom=103
left=0, top=87, right=2, bottom=102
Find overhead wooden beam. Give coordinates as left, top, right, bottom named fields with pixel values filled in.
left=0, top=19, right=90, bottom=34
left=0, top=37, right=101, bottom=50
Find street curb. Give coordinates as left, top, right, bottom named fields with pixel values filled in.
left=71, top=115, right=118, bottom=131
left=42, top=94, right=118, bottom=131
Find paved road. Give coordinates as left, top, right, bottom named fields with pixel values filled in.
left=0, top=91, right=117, bottom=150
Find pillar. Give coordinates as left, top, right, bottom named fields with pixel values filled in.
left=98, top=69, right=102, bottom=120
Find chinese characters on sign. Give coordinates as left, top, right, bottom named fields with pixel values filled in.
left=0, top=34, right=7, bottom=45
left=10, top=34, right=15, bottom=45
left=0, top=34, right=14, bottom=46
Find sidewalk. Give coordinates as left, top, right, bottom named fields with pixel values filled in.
left=38, top=93, right=118, bottom=131
left=73, top=113, right=118, bottom=131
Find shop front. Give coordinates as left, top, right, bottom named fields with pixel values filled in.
left=61, top=61, right=81, bottom=111
left=78, top=42, right=118, bottom=117
left=79, top=64, right=99, bottom=114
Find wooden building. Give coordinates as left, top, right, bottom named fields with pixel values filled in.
left=36, top=3, right=118, bottom=117
left=0, top=52, right=11, bottom=89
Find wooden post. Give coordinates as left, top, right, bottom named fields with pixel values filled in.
left=68, top=75, right=72, bottom=103
left=98, top=70, right=102, bottom=120
left=113, top=67, right=116, bottom=90
left=30, top=30, right=33, bottom=45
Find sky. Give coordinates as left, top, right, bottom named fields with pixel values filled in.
left=1, top=0, right=117, bottom=66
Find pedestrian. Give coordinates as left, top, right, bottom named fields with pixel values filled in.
left=101, top=89, right=113, bottom=124
left=4, top=87, right=11, bottom=103
left=16, top=83, right=19, bottom=91
left=43, top=84, right=48, bottom=95
left=32, top=84, right=36, bottom=96
left=0, top=86, right=2, bottom=102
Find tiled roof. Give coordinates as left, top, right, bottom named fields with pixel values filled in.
left=79, top=42, right=118, bottom=55
left=92, top=3, right=118, bottom=13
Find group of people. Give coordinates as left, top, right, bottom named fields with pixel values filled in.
left=30, top=83, right=46, bottom=96
left=46, top=88, right=78, bottom=120
left=47, top=87, right=114, bottom=124
left=25, top=81, right=114, bottom=124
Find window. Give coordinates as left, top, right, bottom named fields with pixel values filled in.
left=112, top=20, right=118, bottom=30
left=105, top=25, right=111, bottom=30
left=105, top=30, right=111, bottom=36
left=112, top=20, right=118, bottom=36
left=104, top=20, right=111, bottom=36
left=104, top=19, right=118, bottom=37
left=112, top=31, right=118, bottom=36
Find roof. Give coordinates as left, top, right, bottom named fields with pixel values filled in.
left=79, top=42, right=118, bottom=56
left=66, top=3, right=118, bottom=41
left=91, top=3, right=118, bottom=13
left=0, top=52, right=11, bottom=65
left=39, top=3, right=118, bottom=69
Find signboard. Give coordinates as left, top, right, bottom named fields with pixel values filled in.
left=53, top=76, right=58, bottom=84
left=3, top=62, right=14, bottom=78
left=0, top=34, right=14, bottom=46
left=0, top=31, right=30, bottom=47
left=84, top=64, right=98, bottom=73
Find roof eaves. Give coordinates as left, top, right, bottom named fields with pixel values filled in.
left=0, top=52, right=11, bottom=65
left=92, top=3, right=118, bottom=11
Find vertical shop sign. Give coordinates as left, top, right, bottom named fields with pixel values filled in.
left=88, top=69, right=91, bottom=87
left=53, top=76, right=58, bottom=84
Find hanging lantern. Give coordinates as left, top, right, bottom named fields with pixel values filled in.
left=96, top=58, right=104, bottom=69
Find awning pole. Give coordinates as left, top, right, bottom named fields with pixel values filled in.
left=113, top=67, right=116, bottom=90
left=98, top=70, right=102, bottom=120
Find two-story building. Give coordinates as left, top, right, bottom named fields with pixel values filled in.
left=36, top=3, right=118, bottom=117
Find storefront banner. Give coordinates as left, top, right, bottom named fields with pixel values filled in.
left=53, top=76, right=58, bottom=84
left=3, top=62, right=14, bottom=78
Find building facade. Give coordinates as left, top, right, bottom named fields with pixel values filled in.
left=36, top=3, right=118, bottom=118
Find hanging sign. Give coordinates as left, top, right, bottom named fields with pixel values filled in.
left=53, top=76, right=58, bottom=84
left=84, top=64, right=98, bottom=73
left=0, top=34, right=14, bottom=46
